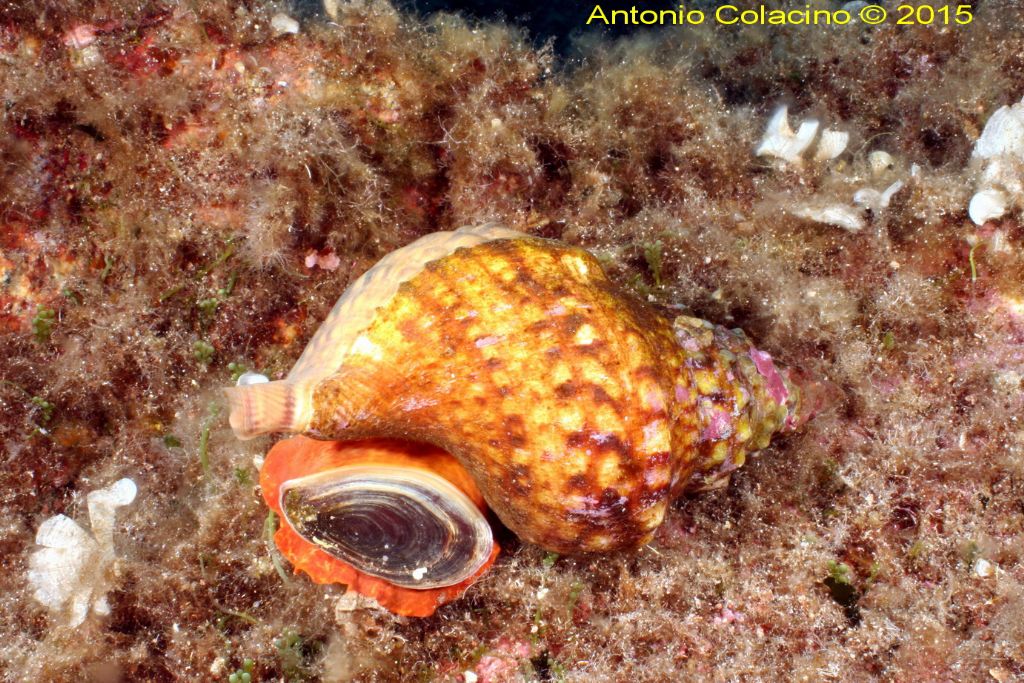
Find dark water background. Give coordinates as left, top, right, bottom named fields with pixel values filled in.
left=295, top=0, right=696, bottom=55
left=395, top=0, right=686, bottom=54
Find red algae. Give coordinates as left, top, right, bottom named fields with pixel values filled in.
left=1, top=0, right=1023, bottom=681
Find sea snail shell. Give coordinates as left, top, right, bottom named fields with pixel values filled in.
left=228, top=223, right=820, bottom=616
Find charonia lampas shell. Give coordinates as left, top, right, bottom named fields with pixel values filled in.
left=228, top=223, right=822, bottom=616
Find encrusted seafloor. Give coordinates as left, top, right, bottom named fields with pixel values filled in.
left=1, top=1, right=1022, bottom=681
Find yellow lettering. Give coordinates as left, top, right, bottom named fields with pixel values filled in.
left=812, top=9, right=833, bottom=24
left=586, top=5, right=609, bottom=24
left=716, top=4, right=738, bottom=24
left=639, top=9, right=658, bottom=24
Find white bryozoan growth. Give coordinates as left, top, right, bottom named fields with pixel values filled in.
left=969, top=98, right=1024, bottom=225
left=756, top=106, right=820, bottom=165
left=27, top=478, right=137, bottom=627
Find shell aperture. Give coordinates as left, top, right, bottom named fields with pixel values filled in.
left=279, top=464, right=493, bottom=589
left=260, top=436, right=500, bottom=617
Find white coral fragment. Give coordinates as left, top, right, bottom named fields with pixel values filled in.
left=756, top=106, right=820, bottom=165
left=973, top=100, right=1024, bottom=160
left=792, top=204, right=864, bottom=232
left=969, top=99, right=1024, bottom=224
left=28, top=478, right=137, bottom=626
left=869, top=150, right=895, bottom=176
left=813, top=129, right=850, bottom=162
left=271, top=13, right=300, bottom=36
left=969, top=188, right=1009, bottom=225
left=853, top=180, right=905, bottom=211
left=974, top=558, right=995, bottom=578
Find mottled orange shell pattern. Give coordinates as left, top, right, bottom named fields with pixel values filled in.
left=308, top=238, right=704, bottom=553
left=242, top=230, right=805, bottom=616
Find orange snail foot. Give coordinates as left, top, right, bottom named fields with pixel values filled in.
left=260, top=435, right=500, bottom=617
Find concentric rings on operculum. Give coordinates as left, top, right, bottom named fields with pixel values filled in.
left=279, top=465, right=493, bottom=589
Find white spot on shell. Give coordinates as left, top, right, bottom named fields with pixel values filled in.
left=644, top=467, right=670, bottom=488
left=642, top=420, right=670, bottom=452
left=237, top=371, right=269, bottom=386
left=350, top=334, right=383, bottom=361
left=474, top=335, right=502, bottom=348
left=574, top=324, right=596, bottom=345
left=562, top=255, right=590, bottom=278
left=645, top=388, right=664, bottom=413
left=400, top=396, right=438, bottom=411
left=412, top=567, right=427, bottom=581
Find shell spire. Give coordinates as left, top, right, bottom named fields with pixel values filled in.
left=669, top=315, right=809, bottom=491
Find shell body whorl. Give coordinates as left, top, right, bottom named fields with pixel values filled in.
left=230, top=225, right=807, bottom=559
left=308, top=236, right=694, bottom=553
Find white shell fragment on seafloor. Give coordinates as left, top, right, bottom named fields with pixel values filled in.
left=792, top=204, right=865, bottom=232
left=813, top=129, right=850, bottom=162
left=969, top=188, right=1009, bottom=225
left=968, top=99, right=1024, bottom=224
left=853, top=180, right=905, bottom=211
left=271, top=13, right=300, bottom=35
left=974, top=558, right=995, bottom=578
left=973, top=99, right=1024, bottom=160
left=869, top=150, right=895, bottom=176
left=756, top=106, right=820, bottom=165
left=27, top=478, right=137, bottom=626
